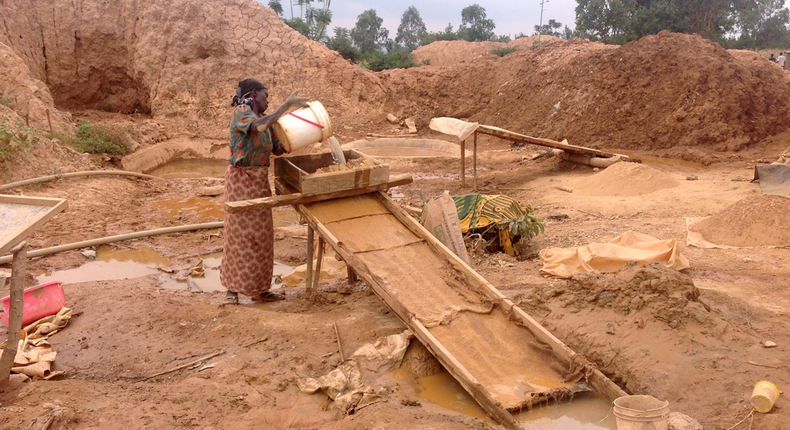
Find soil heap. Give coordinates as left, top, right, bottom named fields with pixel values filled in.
left=692, top=194, right=790, bottom=247
left=411, top=35, right=562, bottom=67
left=2, top=0, right=790, bottom=171
left=573, top=162, right=680, bottom=196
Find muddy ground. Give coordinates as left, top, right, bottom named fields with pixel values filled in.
left=1, top=130, right=789, bottom=430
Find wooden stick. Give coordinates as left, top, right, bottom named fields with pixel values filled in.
left=224, top=174, right=413, bottom=213
left=333, top=321, right=346, bottom=362
left=46, top=110, right=53, bottom=139
left=313, top=237, right=324, bottom=288
left=143, top=350, right=226, bottom=381
left=460, top=137, right=466, bottom=187
left=0, top=242, right=27, bottom=382
left=473, top=132, right=478, bottom=191
left=306, top=227, right=314, bottom=292
left=346, top=266, right=357, bottom=284
left=41, top=414, right=56, bottom=430
left=554, top=186, right=573, bottom=193
left=747, top=360, right=781, bottom=369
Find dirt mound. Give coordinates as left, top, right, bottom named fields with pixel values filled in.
left=692, top=194, right=790, bottom=247
left=411, top=36, right=562, bottom=67
left=573, top=162, right=679, bottom=196
left=527, top=264, right=707, bottom=329
left=385, top=32, right=790, bottom=153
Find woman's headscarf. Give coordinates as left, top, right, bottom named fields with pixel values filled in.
left=231, top=79, right=266, bottom=107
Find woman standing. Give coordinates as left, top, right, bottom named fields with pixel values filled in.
left=221, top=78, right=308, bottom=304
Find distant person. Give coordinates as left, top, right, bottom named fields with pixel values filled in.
left=779, top=52, right=786, bottom=68
left=769, top=53, right=777, bottom=63
left=220, top=79, right=308, bottom=305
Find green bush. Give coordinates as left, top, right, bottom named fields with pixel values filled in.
left=69, top=123, right=132, bottom=155
left=490, top=46, right=517, bottom=57
left=0, top=115, right=38, bottom=162
left=364, top=50, right=419, bottom=72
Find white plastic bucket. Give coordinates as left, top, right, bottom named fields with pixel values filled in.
left=273, top=101, right=333, bottom=152
left=612, top=395, right=669, bottom=430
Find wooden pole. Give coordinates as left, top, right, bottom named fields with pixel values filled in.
left=306, top=227, right=314, bottom=291
left=313, top=237, right=324, bottom=288
left=460, top=138, right=466, bottom=187
left=46, top=109, right=53, bottom=139
left=473, top=132, right=478, bottom=191
left=0, top=242, right=27, bottom=382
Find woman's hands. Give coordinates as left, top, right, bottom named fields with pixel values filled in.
left=255, top=89, right=310, bottom=133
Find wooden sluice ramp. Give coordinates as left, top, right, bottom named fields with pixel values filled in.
left=284, top=186, right=625, bottom=429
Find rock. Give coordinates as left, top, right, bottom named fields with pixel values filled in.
left=547, top=211, right=569, bottom=220
left=667, top=412, right=703, bottom=430
left=404, top=117, right=417, bottom=134
left=81, top=249, right=97, bottom=259
left=386, top=113, right=399, bottom=124
left=593, top=167, right=600, bottom=172
left=686, top=175, right=698, bottom=181
left=199, top=185, right=224, bottom=196
left=743, top=258, right=752, bottom=263
left=764, top=340, right=777, bottom=348
left=606, top=322, right=617, bottom=335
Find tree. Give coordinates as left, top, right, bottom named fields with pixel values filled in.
left=534, top=19, right=563, bottom=37
left=573, top=0, right=789, bottom=46
left=327, top=27, right=362, bottom=62
left=421, top=23, right=459, bottom=45
left=458, top=4, right=496, bottom=42
left=268, top=0, right=284, bottom=17
left=305, top=6, right=332, bottom=41
left=351, top=9, right=390, bottom=55
left=396, top=6, right=427, bottom=50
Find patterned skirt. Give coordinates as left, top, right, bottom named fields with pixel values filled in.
left=220, top=165, right=274, bottom=296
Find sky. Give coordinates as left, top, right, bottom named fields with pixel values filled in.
left=267, top=0, right=580, bottom=39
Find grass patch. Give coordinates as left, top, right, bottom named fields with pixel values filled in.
left=0, top=115, right=38, bottom=162
left=0, top=96, right=13, bottom=106
left=63, top=123, right=132, bottom=155
left=490, top=46, right=518, bottom=57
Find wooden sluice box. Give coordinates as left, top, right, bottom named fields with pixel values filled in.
left=270, top=151, right=626, bottom=430
left=274, top=149, right=389, bottom=195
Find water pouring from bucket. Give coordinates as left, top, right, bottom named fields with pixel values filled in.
left=272, top=101, right=345, bottom=164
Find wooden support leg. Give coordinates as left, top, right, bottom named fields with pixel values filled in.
left=346, top=266, right=357, bottom=284
left=313, top=237, right=324, bottom=288
left=460, top=137, right=466, bottom=188
left=473, top=132, right=478, bottom=191
left=0, top=242, right=27, bottom=382
left=306, top=227, right=314, bottom=292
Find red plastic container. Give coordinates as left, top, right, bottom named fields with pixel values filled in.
left=0, top=281, right=66, bottom=328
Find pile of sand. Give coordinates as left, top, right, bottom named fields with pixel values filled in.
left=529, top=264, right=707, bottom=328
left=692, top=194, right=790, bottom=247
left=573, top=162, right=680, bottom=196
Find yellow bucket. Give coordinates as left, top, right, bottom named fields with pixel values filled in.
left=751, top=381, right=780, bottom=413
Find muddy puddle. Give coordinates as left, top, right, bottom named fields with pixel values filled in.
left=36, top=246, right=294, bottom=292
left=147, top=159, right=228, bottom=179
left=397, top=369, right=616, bottom=429
left=346, top=138, right=461, bottom=158
left=151, top=196, right=301, bottom=227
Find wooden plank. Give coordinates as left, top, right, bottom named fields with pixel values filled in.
left=294, top=204, right=522, bottom=430
left=0, top=242, right=27, bottom=381
left=476, top=125, right=630, bottom=160
left=0, top=195, right=68, bottom=256
left=225, top=174, right=413, bottom=213
left=473, top=132, right=478, bottom=191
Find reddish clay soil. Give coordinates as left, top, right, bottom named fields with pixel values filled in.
left=2, top=1, right=790, bottom=429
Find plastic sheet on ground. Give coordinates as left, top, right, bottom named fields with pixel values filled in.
left=539, top=231, right=690, bottom=278
left=753, top=164, right=790, bottom=195
left=297, top=330, right=413, bottom=413
left=1, top=306, right=71, bottom=381
left=428, top=117, right=479, bottom=142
